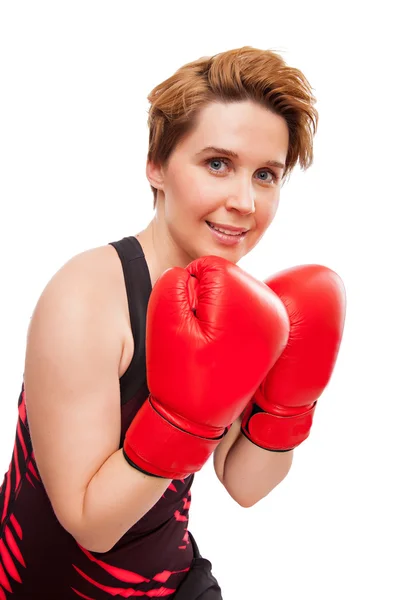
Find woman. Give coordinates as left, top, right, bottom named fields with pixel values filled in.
left=0, top=46, right=323, bottom=598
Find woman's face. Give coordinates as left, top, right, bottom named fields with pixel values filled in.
left=148, top=100, right=289, bottom=264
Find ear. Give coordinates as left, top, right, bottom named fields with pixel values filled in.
left=146, top=159, right=165, bottom=191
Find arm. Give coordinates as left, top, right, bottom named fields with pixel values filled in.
left=217, top=265, right=345, bottom=508
left=24, top=249, right=171, bottom=554
left=213, top=417, right=293, bottom=508
left=214, top=265, right=345, bottom=507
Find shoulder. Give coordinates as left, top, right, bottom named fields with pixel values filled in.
left=31, top=243, right=134, bottom=378
left=45, top=244, right=126, bottom=315
left=62, top=243, right=124, bottom=287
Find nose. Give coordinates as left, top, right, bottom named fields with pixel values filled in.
left=225, top=177, right=256, bottom=215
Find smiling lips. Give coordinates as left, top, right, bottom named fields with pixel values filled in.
left=206, top=221, right=249, bottom=246
left=206, top=221, right=249, bottom=235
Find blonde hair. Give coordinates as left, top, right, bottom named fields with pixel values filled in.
left=147, top=46, right=318, bottom=207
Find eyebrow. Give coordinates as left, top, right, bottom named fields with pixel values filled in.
left=196, top=146, right=286, bottom=170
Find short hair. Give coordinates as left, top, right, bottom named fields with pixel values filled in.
left=147, top=46, right=319, bottom=207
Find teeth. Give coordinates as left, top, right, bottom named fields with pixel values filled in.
left=208, top=223, right=244, bottom=236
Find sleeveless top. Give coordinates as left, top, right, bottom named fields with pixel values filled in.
left=0, top=236, right=195, bottom=599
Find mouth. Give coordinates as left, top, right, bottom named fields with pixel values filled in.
left=205, top=221, right=249, bottom=236
left=205, top=221, right=249, bottom=245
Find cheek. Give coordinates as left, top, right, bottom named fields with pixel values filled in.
left=257, top=195, right=279, bottom=230
left=168, top=169, right=219, bottom=216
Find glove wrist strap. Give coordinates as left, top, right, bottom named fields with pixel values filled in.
left=123, top=395, right=226, bottom=479
left=241, top=400, right=316, bottom=452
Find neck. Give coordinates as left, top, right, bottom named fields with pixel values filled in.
left=135, top=204, right=192, bottom=287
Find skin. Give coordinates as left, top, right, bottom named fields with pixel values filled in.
left=22, top=99, right=291, bottom=552
left=137, top=99, right=290, bottom=286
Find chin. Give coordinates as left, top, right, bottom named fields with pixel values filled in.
left=195, top=243, right=245, bottom=264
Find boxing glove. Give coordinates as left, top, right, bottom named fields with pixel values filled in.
left=241, top=265, right=346, bottom=451
left=123, top=255, right=290, bottom=479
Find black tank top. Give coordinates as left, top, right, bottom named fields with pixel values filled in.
left=0, top=236, right=195, bottom=599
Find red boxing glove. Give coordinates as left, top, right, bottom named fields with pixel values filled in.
left=123, top=256, right=289, bottom=479
left=241, top=265, right=346, bottom=451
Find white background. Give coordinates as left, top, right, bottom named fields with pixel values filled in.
left=0, top=1, right=399, bottom=598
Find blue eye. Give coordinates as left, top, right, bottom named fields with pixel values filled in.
left=207, top=158, right=229, bottom=172
left=257, top=170, right=277, bottom=183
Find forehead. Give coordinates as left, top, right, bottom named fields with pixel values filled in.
left=181, top=100, right=289, bottom=157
